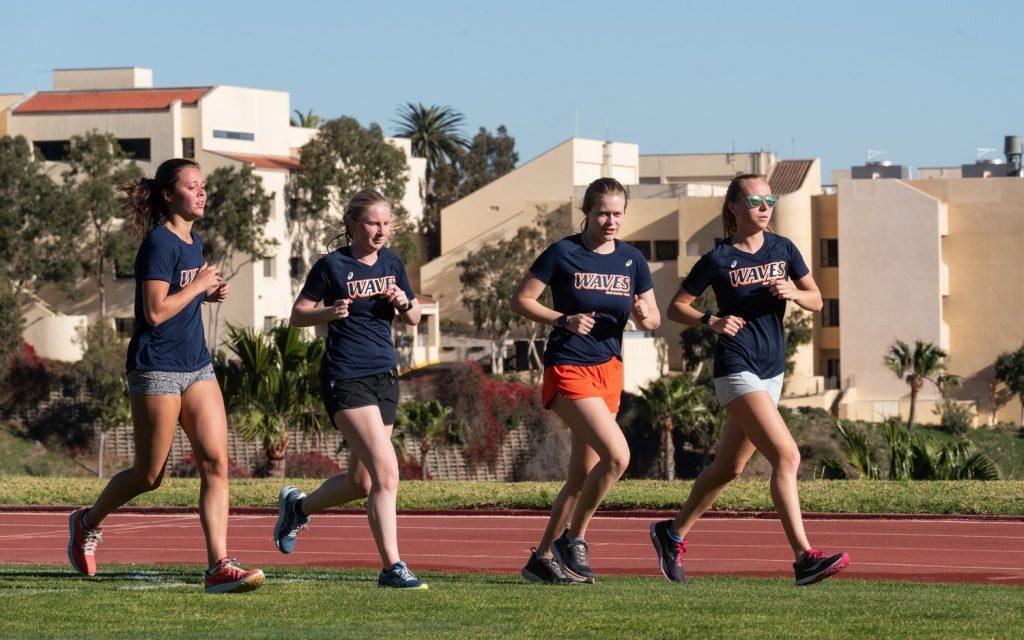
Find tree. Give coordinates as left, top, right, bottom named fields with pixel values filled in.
left=219, top=323, right=325, bottom=477
left=295, top=116, right=415, bottom=262
left=994, top=345, right=1024, bottom=425
left=638, top=376, right=709, bottom=481
left=396, top=400, right=464, bottom=480
left=62, top=131, right=142, bottom=318
left=75, top=322, right=131, bottom=477
left=458, top=226, right=547, bottom=373
left=290, top=108, right=323, bottom=129
left=0, top=285, right=21, bottom=365
left=783, top=310, right=813, bottom=376
left=679, top=290, right=718, bottom=383
left=393, top=103, right=467, bottom=189
left=195, top=164, right=276, bottom=348
left=0, top=136, right=78, bottom=340
left=883, top=339, right=960, bottom=429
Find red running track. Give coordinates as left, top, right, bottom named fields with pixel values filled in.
left=2, top=510, right=1022, bottom=585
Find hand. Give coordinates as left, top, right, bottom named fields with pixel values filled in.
left=710, top=315, right=745, bottom=337
left=331, top=298, right=351, bottom=319
left=767, top=279, right=798, bottom=301
left=632, top=294, right=649, bottom=322
left=195, top=264, right=222, bottom=292
left=385, top=283, right=411, bottom=312
left=207, top=281, right=230, bottom=303
left=567, top=312, right=596, bottom=336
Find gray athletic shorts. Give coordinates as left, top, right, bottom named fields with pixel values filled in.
left=127, top=364, right=217, bottom=396
left=713, top=371, right=784, bottom=407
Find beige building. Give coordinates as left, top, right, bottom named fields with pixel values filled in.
left=4, top=67, right=437, bottom=366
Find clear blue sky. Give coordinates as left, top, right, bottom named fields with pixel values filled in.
left=4, top=0, right=1022, bottom=179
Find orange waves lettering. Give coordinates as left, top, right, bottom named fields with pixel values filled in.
left=346, top=275, right=396, bottom=299
left=727, top=261, right=787, bottom=287
left=573, top=272, right=631, bottom=296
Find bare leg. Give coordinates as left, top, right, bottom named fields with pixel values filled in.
left=331, top=406, right=401, bottom=568
left=536, top=430, right=598, bottom=557
left=671, top=416, right=756, bottom=537
left=547, top=396, right=630, bottom=541
left=178, top=380, right=230, bottom=567
left=88, top=394, right=179, bottom=525
left=299, top=447, right=376, bottom=515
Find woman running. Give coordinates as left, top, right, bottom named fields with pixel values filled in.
left=68, top=158, right=264, bottom=594
left=273, top=188, right=427, bottom=589
left=649, top=173, right=850, bottom=586
left=510, top=177, right=660, bottom=583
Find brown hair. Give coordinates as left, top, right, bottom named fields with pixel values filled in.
left=121, top=158, right=201, bottom=237
left=329, top=188, right=392, bottom=248
left=579, top=177, right=628, bottom=232
left=721, top=173, right=767, bottom=237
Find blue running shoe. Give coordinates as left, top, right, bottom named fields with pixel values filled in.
left=378, top=561, right=429, bottom=589
left=273, top=486, right=309, bottom=554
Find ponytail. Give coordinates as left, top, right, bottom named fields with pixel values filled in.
left=121, top=158, right=200, bottom=238
left=721, top=173, right=765, bottom=238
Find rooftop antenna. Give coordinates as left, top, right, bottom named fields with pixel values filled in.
left=866, top=149, right=886, bottom=163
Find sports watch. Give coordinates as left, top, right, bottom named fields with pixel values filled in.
left=700, top=312, right=712, bottom=328
left=555, top=314, right=568, bottom=328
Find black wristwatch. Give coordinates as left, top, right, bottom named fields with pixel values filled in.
left=700, top=312, right=712, bottom=328
left=555, top=314, right=568, bottom=328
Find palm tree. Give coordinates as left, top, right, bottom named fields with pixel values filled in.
left=638, top=376, right=707, bottom=481
left=219, top=323, right=325, bottom=477
left=396, top=400, right=464, bottom=480
left=883, top=339, right=960, bottom=429
left=393, top=103, right=468, bottom=191
left=290, top=108, right=323, bottom=129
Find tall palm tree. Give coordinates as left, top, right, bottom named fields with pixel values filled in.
left=638, top=376, right=707, bottom=481
left=393, top=103, right=468, bottom=190
left=219, top=323, right=325, bottom=477
left=290, top=108, right=323, bottom=129
left=395, top=400, right=464, bottom=480
left=884, top=339, right=960, bottom=429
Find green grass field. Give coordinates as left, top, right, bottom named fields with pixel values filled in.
left=3, top=475, right=1023, bottom=515
left=0, top=564, right=1019, bottom=639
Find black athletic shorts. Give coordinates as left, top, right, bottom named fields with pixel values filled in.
left=322, top=369, right=399, bottom=426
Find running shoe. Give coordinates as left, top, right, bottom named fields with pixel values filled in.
left=793, top=548, right=850, bottom=586
left=521, top=548, right=574, bottom=584
left=649, top=520, right=687, bottom=584
left=553, top=529, right=595, bottom=584
left=204, top=557, right=265, bottom=594
left=378, top=561, right=429, bottom=589
left=67, top=508, right=102, bottom=577
left=273, top=485, right=309, bottom=554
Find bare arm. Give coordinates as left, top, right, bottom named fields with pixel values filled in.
left=666, top=288, right=746, bottom=337
left=385, top=284, right=421, bottom=326
left=290, top=295, right=348, bottom=327
left=631, top=289, right=661, bottom=331
left=142, top=265, right=221, bottom=326
left=768, top=274, right=823, bottom=312
left=509, top=273, right=596, bottom=335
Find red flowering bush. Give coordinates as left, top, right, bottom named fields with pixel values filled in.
left=284, top=450, right=343, bottom=477
left=171, top=454, right=252, bottom=478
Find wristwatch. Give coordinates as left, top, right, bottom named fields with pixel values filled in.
left=700, top=312, right=712, bottom=328
left=555, top=314, right=568, bottom=328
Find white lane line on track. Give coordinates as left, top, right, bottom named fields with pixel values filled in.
left=0, top=516, right=196, bottom=542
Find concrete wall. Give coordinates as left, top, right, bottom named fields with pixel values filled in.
left=53, top=67, right=152, bottom=90
left=198, top=86, right=291, bottom=157
left=640, top=152, right=775, bottom=185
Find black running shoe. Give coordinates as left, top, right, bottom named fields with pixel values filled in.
left=793, top=548, right=850, bottom=586
left=521, top=548, right=574, bottom=584
left=553, top=530, right=595, bottom=584
left=649, top=520, right=686, bottom=583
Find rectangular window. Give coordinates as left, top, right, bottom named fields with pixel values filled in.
left=289, top=257, right=302, bottom=279
left=654, top=240, right=679, bottom=261
left=182, top=137, right=195, bottom=159
left=213, top=129, right=255, bottom=141
left=820, top=239, right=838, bottom=267
left=626, top=240, right=652, bottom=261
left=262, top=257, right=274, bottom=278
left=117, top=138, right=151, bottom=161
left=114, top=317, right=135, bottom=338
left=822, top=299, right=840, bottom=327
left=33, top=140, right=70, bottom=161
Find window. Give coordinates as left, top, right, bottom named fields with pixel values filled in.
left=822, top=299, right=840, bottom=327
left=627, top=240, right=652, bottom=260
left=213, top=129, right=255, bottom=141
left=117, top=138, right=151, bottom=161
left=654, top=240, right=679, bottom=261
left=263, top=316, right=276, bottom=331
left=289, top=257, right=303, bottom=279
left=826, top=358, right=841, bottom=389
left=820, top=239, right=838, bottom=267
left=182, top=137, right=195, bottom=159
left=114, top=317, right=135, bottom=338
left=262, top=257, right=274, bottom=278
left=33, top=140, right=70, bottom=161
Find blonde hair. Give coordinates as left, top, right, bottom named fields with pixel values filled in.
left=329, top=188, right=398, bottom=248
left=721, top=173, right=767, bottom=237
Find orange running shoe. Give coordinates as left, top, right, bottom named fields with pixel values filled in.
left=203, top=557, right=265, bottom=594
left=67, top=508, right=102, bottom=577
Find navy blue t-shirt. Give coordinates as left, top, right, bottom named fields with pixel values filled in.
left=300, top=246, right=415, bottom=380
left=125, top=225, right=211, bottom=373
left=530, top=235, right=654, bottom=367
left=680, top=232, right=809, bottom=379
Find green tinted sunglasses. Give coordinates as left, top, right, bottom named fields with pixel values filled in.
left=744, top=194, right=779, bottom=208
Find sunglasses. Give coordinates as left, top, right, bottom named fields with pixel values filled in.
left=743, top=194, right=779, bottom=208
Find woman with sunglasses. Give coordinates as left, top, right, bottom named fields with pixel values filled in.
left=648, top=173, right=849, bottom=586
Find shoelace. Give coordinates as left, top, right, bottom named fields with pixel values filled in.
left=288, top=521, right=309, bottom=537
left=391, top=564, right=416, bottom=581
left=540, top=555, right=567, bottom=578
left=672, top=538, right=687, bottom=567
left=83, top=529, right=102, bottom=553
left=567, top=540, right=590, bottom=567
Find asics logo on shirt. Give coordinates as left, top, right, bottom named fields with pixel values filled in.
left=728, top=261, right=787, bottom=287
left=574, top=272, right=631, bottom=296
left=179, top=267, right=199, bottom=287
left=347, top=275, right=396, bottom=299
